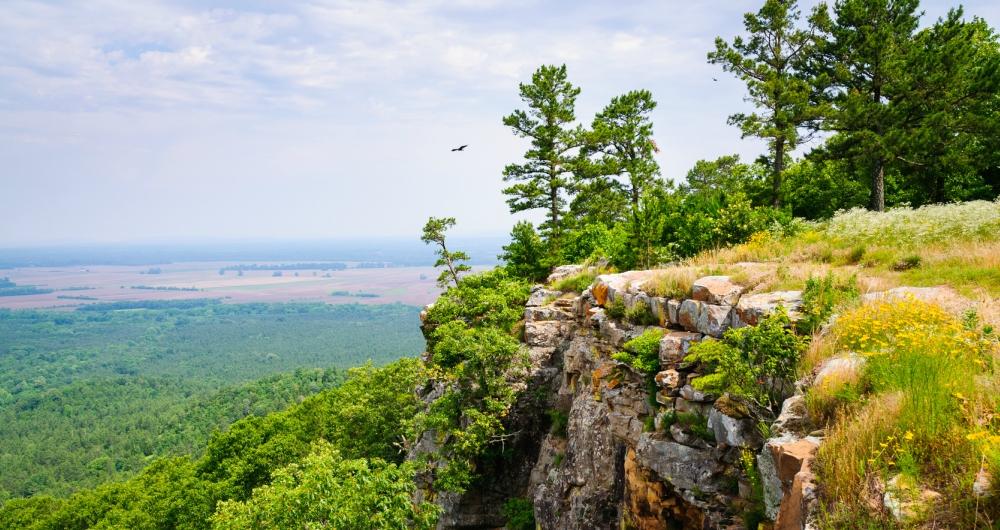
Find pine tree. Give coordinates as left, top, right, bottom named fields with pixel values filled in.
left=709, top=0, right=823, bottom=207
left=420, top=217, right=470, bottom=288
left=502, top=65, right=583, bottom=256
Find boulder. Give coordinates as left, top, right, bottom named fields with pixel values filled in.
left=525, top=321, right=564, bottom=347
left=525, top=305, right=572, bottom=322
left=679, top=384, right=714, bottom=403
left=654, top=369, right=682, bottom=391
left=669, top=423, right=711, bottom=449
left=635, top=434, right=723, bottom=492
left=759, top=434, right=820, bottom=521
left=674, top=397, right=713, bottom=417
left=659, top=331, right=703, bottom=366
left=677, top=299, right=703, bottom=331
left=771, top=394, right=811, bottom=437
left=813, top=353, right=866, bottom=389
left=691, top=276, right=744, bottom=306
left=774, top=454, right=819, bottom=530
left=527, top=287, right=562, bottom=307
left=883, top=474, right=941, bottom=523
left=708, top=407, right=762, bottom=448
left=733, top=291, right=803, bottom=328
left=697, top=304, right=733, bottom=337
left=667, top=299, right=681, bottom=325
left=547, top=264, right=585, bottom=285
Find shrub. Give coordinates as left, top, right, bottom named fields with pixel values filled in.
left=796, top=273, right=858, bottom=335
left=605, top=297, right=626, bottom=319
left=501, top=498, right=535, bottom=530
left=891, top=254, right=921, bottom=271
left=624, top=300, right=658, bottom=326
left=821, top=200, right=1000, bottom=247
left=685, top=309, right=806, bottom=415
left=675, top=412, right=714, bottom=442
left=612, top=328, right=664, bottom=374
left=547, top=409, right=568, bottom=438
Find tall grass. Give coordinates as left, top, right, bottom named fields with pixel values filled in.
left=811, top=297, right=1000, bottom=526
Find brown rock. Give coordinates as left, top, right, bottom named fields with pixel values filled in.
left=691, top=275, right=745, bottom=306
left=658, top=330, right=703, bottom=366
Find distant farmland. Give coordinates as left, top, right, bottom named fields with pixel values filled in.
left=0, top=262, right=475, bottom=310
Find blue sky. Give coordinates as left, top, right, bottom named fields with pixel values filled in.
left=1, top=0, right=997, bottom=246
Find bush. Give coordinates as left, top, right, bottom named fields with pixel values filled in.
left=796, top=273, right=859, bottom=335
left=501, top=498, right=535, bottom=530
left=685, top=309, right=806, bottom=414
left=624, top=300, right=657, bottom=326
left=605, top=297, right=626, bottom=319
left=612, top=328, right=664, bottom=374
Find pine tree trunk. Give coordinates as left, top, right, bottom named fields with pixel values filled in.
left=870, top=160, right=885, bottom=212
left=772, top=137, right=785, bottom=207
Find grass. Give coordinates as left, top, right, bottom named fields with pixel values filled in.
left=689, top=201, right=1000, bottom=320
left=809, top=297, right=1000, bottom=527
left=642, top=267, right=700, bottom=298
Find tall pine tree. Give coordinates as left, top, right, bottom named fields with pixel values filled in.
left=709, top=0, right=822, bottom=207
left=502, top=64, right=583, bottom=257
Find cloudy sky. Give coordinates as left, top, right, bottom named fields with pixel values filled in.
left=2, top=0, right=996, bottom=246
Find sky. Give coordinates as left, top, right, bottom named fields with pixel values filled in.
left=2, top=0, right=997, bottom=246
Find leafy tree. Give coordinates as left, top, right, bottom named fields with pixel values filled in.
left=212, top=442, right=439, bottom=530
left=890, top=9, right=1000, bottom=203
left=500, top=221, right=550, bottom=282
left=421, top=217, right=471, bottom=288
left=681, top=154, right=769, bottom=204
left=709, top=0, right=823, bottom=207
left=502, top=64, right=583, bottom=255
left=812, top=0, right=922, bottom=211
left=580, top=89, right=662, bottom=267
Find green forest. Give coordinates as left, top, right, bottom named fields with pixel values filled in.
left=2, top=0, right=999, bottom=528
left=0, top=302, right=423, bottom=500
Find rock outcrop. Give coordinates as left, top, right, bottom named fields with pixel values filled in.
left=419, top=270, right=820, bottom=529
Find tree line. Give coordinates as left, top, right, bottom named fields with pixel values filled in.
left=496, top=0, right=999, bottom=276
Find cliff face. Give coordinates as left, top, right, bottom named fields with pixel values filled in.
left=419, top=267, right=821, bottom=530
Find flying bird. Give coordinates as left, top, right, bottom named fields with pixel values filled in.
left=712, top=78, right=718, bottom=82
left=451, top=145, right=468, bottom=152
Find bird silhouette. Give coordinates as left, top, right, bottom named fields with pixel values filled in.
left=712, top=78, right=718, bottom=82
left=451, top=145, right=468, bottom=152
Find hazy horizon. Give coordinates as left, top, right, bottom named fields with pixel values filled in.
left=3, top=0, right=997, bottom=246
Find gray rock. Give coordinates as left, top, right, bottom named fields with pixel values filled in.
left=547, top=264, right=585, bottom=285
left=813, top=353, right=866, bottom=389
left=772, top=394, right=811, bottom=437
left=674, top=397, right=713, bottom=417
left=527, top=287, right=562, bottom=307
left=635, top=434, right=723, bottom=492
left=525, top=305, right=571, bottom=322
left=659, top=330, right=703, bottom=366
left=679, top=384, right=715, bottom=403
left=525, top=320, right=565, bottom=347
left=669, top=423, right=711, bottom=449
left=708, top=407, right=763, bottom=448
left=667, top=299, right=681, bottom=325
left=697, top=303, right=733, bottom=337
left=733, top=291, right=803, bottom=328
left=677, top=299, right=703, bottom=331
left=654, top=369, right=682, bottom=391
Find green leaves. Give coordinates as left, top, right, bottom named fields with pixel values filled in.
left=686, top=309, right=806, bottom=415
left=422, top=216, right=471, bottom=288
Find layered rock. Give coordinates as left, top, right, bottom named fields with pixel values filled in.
left=421, top=269, right=822, bottom=529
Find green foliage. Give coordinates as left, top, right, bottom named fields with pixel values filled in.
left=612, top=328, right=664, bottom=374
left=797, top=273, right=859, bottom=335
left=0, top=359, right=425, bottom=529
left=422, top=216, right=472, bottom=287
left=212, top=442, right=439, bottom=530
left=623, top=300, right=658, bottom=326
left=686, top=309, right=806, bottom=414
left=550, top=270, right=597, bottom=293
left=709, top=0, right=823, bottom=207
left=675, top=412, right=715, bottom=442
left=738, top=448, right=767, bottom=528
left=547, top=409, right=569, bottom=438
left=0, top=303, right=420, bottom=499
left=502, top=64, right=583, bottom=252
left=501, top=221, right=551, bottom=281
left=501, top=497, right=535, bottom=530
left=418, top=270, right=531, bottom=493
left=605, top=297, right=626, bottom=320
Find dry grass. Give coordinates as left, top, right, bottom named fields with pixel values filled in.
left=641, top=267, right=700, bottom=299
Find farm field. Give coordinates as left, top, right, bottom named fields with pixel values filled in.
left=0, top=262, right=469, bottom=310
